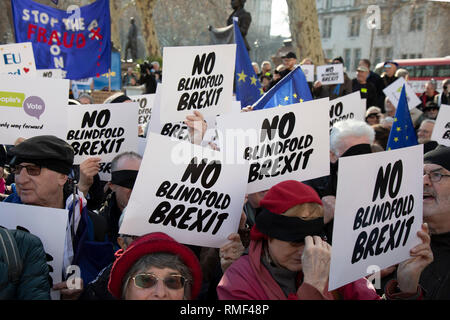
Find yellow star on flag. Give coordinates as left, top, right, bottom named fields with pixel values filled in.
left=396, top=127, right=401, bottom=132
left=300, top=98, right=304, bottom=102
left=237, top=71, right=247, bottom=82
left=394, top=117, right=398, bottom=122
left=277, top=104, right=283, bottom=108
left=250, top=76, right=257, bottom=85
left=394, top=137, right=399, bottom=142
left=406, top=136, right=408, bottom=140
left=259, top=88, right=264, bottom=95
left=284, top=96, right=289, bottom=101
left=293, top=93, right=298, bottom=99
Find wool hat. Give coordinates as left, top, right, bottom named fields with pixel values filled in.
left=8, top=135, right=74, bottom=175
left=251, top=180, right=324, bottom=242
left=282, top=52, right=297, bottom=59
left=424, top=145, right=450, bottom=171
left=108, top=232, right=203, bottom=300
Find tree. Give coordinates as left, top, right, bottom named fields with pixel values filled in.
left=135, top=0, right=160, bottom=58
left=285, top=0, right=325, bottom=65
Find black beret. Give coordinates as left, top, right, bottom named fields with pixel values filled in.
left=8, top=135, right=74, bottom=175
left=424, top=145, right=450, bottom=171
left=282, top=52, right=297, bottom=59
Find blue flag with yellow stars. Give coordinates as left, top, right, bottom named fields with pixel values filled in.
left=233, top=18, right=263, bottom=108
left=386, top=85, right=418, bottom=150
left=252, top=66, right=312, bottom=110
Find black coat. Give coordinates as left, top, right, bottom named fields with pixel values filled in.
left=352, top=79, right=379, bottom=109
left=419, top=232, right=450, bottom=299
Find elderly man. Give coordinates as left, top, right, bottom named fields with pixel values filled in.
left=417, top=119, right=436, bottom=144
left=352, top=65, right=379, bottom=109
left=420, top=81, right=439, bottom=111
left=4, top=135, right=113, bottom=297
left=381, top=61, right=398, bottom=88
left=99, top=151, right=142, bottom=245
left=304, top=120, right=375, bottom=243
left=420, top=145, right=450, bottom=299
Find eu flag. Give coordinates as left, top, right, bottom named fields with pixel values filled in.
left=233, top=18, right=263, bottom=108
left=387, top=85, right=418, bottom=150
left=252, top=66, right=312, bottom=110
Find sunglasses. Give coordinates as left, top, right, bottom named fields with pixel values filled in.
left=11, top=164, right=42, bottom=176
left=132, top=273, right=187, bottom=290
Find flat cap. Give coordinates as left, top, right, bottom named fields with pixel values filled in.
left=9, top=135, right=74, bottom=175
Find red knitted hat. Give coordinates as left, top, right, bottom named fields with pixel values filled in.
left=107, top=232, right=203, bottom=300
left=251, top=180, right=323, bottom=240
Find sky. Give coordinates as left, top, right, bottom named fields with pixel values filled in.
left=270, top=0, right=291, bottom=37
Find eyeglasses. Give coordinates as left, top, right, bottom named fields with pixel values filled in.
left=11, top=164, right=42, bottom=176
left=132, top=273, right=187, bottom=290
left=423, top=171, right=450, bottom=182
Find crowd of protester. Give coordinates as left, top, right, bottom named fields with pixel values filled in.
left=0, top=49, right=449, bottom=301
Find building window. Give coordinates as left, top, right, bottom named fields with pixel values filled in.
left=417, top=53, right=423, bottom=59
left=401, top=54, right=408, bottom=59
left=410, top=8, right=424, bottom=32
left=374, top=48, right=382, bottom=66
left=385, top=47, right=393, bottom=61
left=349, top=16, right=361, bottom=37
left=344, top=49, right=351, bottom=71
left=353, top=48, right=361, bottom=72
left=322, top=18, right=332, bottom=38
left=325, top=0, right=333, bottom=9
left=410, top=54, right=416, bottom=59
left=325, top=49, right=333, bottom=59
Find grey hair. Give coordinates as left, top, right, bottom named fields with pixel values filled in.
left=420, top=119, right=436, bottom=126
left=330, top=119, right=375, bottom=157
left=395, top=68, right=409, bottom=79
left=121, top=252, right=193, bottom=300
left=111, top=152, right=142, bottom=172
left=77, top=93, right=94, bottom=104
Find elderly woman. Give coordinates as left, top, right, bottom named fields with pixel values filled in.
left=108, top=232, right=203, bottom=300
left=217, top=180, right=433, bottom=300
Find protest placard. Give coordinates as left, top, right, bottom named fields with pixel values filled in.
left=119, top=133, right=249, bottom=248
left=300, top=64, right=314, bottom=82
left=37, top=68, right=64, bottom=79
left=160, top=44, right=235, bottom=122
left=0, top=75, right=69, bottom=145
left=130, top=93, right=155, bottom=129
left=11, top=0, right=111, bottom=80
left=329, top=144, right=423, bottom=291
left=0, top=202, right=68, bottom=300
left=216, top=98, right=330, bottom=193
left=66, top=103, right=138, bottom=164
left=0, top=42, right=37, bottom=77
left=329, top=92, right=366, bottom=129
left=430, top=104, right=450, bottom=146
left=383, top=77, right=421, bottom=109
left=316, top=64, right=344, bottom=85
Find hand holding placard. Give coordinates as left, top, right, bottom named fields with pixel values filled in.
left=396, top=223, right=433, bottom=293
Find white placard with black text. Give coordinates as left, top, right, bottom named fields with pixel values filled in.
left=120, top=133, right=249, bottom=248
left=329, top=145, right=423, bottom=291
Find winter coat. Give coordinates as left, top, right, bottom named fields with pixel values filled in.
left=0, top=229, right=50, bottom=300
left=217, top=239, right=382, bottom=300
left=419, top=232, right=450, bottom=299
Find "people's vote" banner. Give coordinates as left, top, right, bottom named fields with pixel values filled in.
left=11, top=0, right=111, bottom=80
left=0, top=74, right=69, bottom=144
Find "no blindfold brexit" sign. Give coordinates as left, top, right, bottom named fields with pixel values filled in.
left=329, top=145, right=423, bottom=291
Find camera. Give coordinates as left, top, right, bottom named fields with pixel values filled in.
left=139, top=61, right=154, bottom=75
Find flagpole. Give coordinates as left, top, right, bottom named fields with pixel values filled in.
left=108, top=68, right=111, bottom=92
